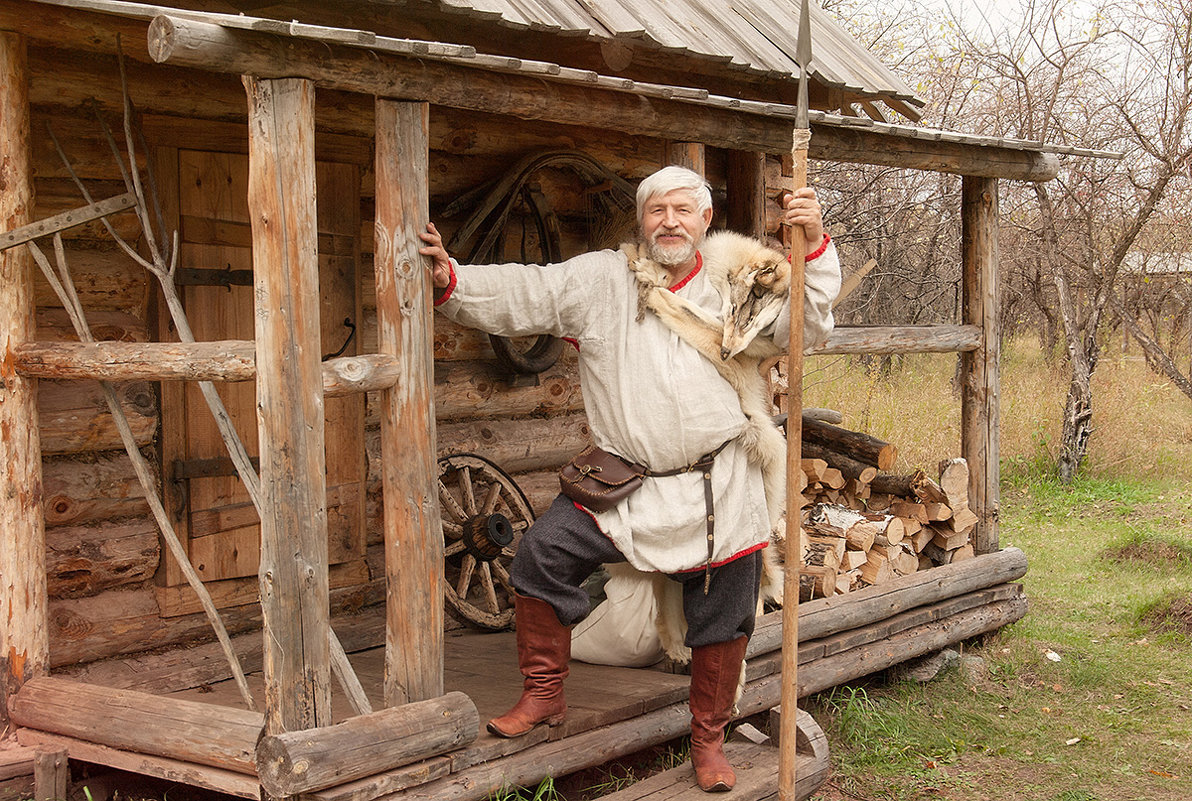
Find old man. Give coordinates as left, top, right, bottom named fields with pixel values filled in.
left=419, top=166, right=840, bottom=792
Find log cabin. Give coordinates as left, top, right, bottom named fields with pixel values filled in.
left=0, top=1, right=1107, bottom=798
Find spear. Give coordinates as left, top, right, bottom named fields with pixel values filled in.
left=779, top=0, right=812, bottom=798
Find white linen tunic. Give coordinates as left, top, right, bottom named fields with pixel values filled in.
left=436, top=243, right=840, bottom=574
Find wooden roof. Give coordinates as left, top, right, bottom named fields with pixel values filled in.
left=428, top=0, right=923, bottom=111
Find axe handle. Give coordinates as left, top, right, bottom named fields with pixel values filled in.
left=778, top=138, right=809, bottom=801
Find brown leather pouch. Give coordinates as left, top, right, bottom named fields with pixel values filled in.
left=558, top=444, right=645, bottom=512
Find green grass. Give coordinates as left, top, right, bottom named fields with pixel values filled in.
left=802, top=340, right=1192, bottom=801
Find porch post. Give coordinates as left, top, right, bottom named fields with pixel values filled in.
left=726, top=150, right=768, bottom=238
left=0, top=29, right=48, bottom=729
left=667, top=141, right=706, bottom=176
left=244, top=76, right=332, bottom=735
left=374, top=99, right=443, bottom=706
left=961, top=175, right=1000, bottom=554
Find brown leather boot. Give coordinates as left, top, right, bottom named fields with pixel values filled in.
left=688, top=635, right=748, bottom=792
left=487, top=595, right=571, bottom=738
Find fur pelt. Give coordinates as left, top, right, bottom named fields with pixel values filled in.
left=621, top=231, right=793, bottom=664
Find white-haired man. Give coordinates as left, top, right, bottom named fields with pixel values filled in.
left=420, top=166, right=840, bottom=793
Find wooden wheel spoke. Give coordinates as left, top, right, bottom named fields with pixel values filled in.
left=456, top=554, right=477, bottom=597
left=479, top=562, right=501, bottom=613
left=444, top=540, right=466, bottom=558
left=438, top=478, right=468, bottom=522
left=481, top=481, right=503, bottom=515
left=490, top=560, right=515, bottom=595
left=458, top=466, right=476, bottom=515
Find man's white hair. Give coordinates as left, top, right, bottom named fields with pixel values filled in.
left=635, top=166, right=713, bottom=223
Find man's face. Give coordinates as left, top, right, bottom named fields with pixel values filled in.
left=640, top=189, right=713, bottom=267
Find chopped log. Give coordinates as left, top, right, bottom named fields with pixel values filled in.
left=9, top=677, right=261, bottom=774
left=931, top=527, right=970, bottom=551
left=889, top=500, right=928, bottom=524
left=921, top=502, right=953, bottom=522
left=808, top=324, right=983, bottom=355
left=37, top=379, right=157, bottom=455
left=800, top=457, right=828, bottom=483
left=801, top=417, right=896, bottom=470
left=859, top=551, right=894, bottom=585
left=841, top=551, right=868, bottom=571
left=800, top=441, right=877, bottom=483
left=910, top=525, right=934, bottom=552
left=868, top=473, right=915, bottom=497
left=256, top=692, right=479, bottom=796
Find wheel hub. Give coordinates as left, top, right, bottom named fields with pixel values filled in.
left=462, top=512, right=515, bottom=562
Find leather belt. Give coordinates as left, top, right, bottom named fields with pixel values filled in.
left=644, top=439, right=731, bottom=594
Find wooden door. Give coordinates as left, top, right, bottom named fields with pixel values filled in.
left=156, top=149, right=366, bottom=615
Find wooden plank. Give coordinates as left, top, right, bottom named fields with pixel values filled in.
left=809, top=324, right=981, bottom=354
left=0, top=29, right=49, bottom=731
left=16, top=730, right=259, bottom=799
left=961, top=177, right=1000, bottom=554
left=374, top=98, right=443, bottom=706
left=9, top=677, right=261, bottom=774
left=0, top=192, right=136, bottom=250
left=246, top=75, right=332, bottom=734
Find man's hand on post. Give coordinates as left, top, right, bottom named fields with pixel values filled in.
left=782, top=188, right=825, bottom=256
left=418, top=222, right=454, bottom=289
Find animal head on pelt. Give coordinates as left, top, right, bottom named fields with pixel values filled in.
left=699, top=230, right=791, bottom=361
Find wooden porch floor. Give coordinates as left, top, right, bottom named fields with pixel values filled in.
left=168, top=629, right=693, bottom=739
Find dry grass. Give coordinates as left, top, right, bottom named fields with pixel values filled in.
left=802, top=337, right=1192, bottom=484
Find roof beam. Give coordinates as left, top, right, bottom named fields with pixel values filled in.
left=147, top=15, right=1060, bottom=182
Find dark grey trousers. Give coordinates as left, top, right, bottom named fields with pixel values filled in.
left=510, top=494, right=763, bottom=648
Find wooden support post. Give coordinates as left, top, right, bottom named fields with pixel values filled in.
left=961, top=176, right=1000, bottom=554
left=374, top=99, right=444, bottom=706
left=245, top=76, right=332, bottom=735
left=0, top=29, right=48, bottom=730
left=667, top=141, right=705, bottom=176
left=726, top=150, right=767, bottom=238
left=32, top=748, right=68, bottom=801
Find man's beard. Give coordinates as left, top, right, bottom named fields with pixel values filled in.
left=645, top=229, right=699, bottom=266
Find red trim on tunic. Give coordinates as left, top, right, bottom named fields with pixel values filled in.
left=672, top=540, right=770, bottom=572
left=786, top=233, right=832, bottom=264
left=432, top=261, right=458, bottom=307
left=563, top=336, right=580, bottom=350
left=667, top=251, right=703, bottom=292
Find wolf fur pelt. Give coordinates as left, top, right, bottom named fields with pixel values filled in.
left=609, top=231, right=791, bottom=665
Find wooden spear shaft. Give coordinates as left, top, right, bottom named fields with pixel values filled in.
left=778, top=129, right=810, bottom=801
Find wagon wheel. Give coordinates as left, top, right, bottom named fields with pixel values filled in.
left=437, top=453, right=535, bottom=630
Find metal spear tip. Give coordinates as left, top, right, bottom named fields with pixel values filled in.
left=796, top=0, right=813, bottom=69
left=794, top=0, right=813, bottom=130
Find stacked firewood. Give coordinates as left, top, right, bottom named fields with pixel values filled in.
left=792, top=414, right=980, bottom=601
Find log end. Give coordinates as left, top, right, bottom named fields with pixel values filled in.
left=147, top=16, right=178, bottom=64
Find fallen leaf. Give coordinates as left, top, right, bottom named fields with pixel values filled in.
left=1052, top=683, right=1063, bottom=691
left=1065, top=737, right=1081, bottom=746
left=1045, top=649, right=1062, bottom=662
left=1150, top=770, right=1176, bottom=779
